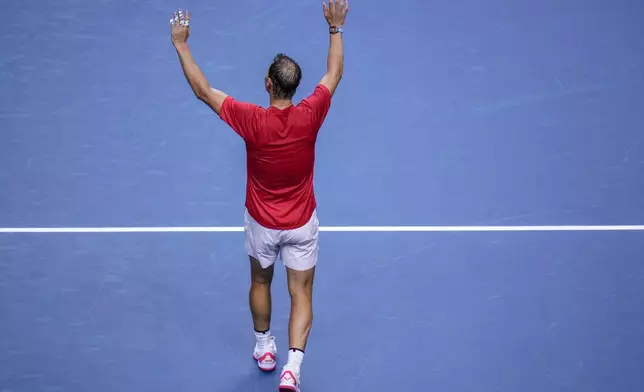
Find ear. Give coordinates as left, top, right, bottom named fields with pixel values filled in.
left=265, top=76, right=272, bottom=94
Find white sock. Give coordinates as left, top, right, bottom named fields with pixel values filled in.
left=255, top=329, right=270, bottom=337
left=255, top=329, right=270, bottom=347
left=286, top=348, right=304, bottom=375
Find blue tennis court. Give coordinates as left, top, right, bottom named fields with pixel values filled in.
left=1, top=1, right=643, bottom=391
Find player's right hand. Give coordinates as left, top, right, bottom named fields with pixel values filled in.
left=323, top=0, right=349, bottom=27
left=170, top=9, right=190, bottom=45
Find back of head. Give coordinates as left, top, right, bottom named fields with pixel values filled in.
left=268, top=53, right=302, bottom=100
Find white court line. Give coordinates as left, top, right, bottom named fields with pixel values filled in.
left=0, top=225, right=643, bottom=233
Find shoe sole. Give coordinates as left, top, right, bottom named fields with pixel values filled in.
left=278, top=387, right=297, bottom=392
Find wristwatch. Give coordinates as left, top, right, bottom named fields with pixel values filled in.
left=329, top=25, right=343, bottom=34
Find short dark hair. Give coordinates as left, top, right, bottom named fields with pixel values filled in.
left=268, top=53, right=302, bottom=100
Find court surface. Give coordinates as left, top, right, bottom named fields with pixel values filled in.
left=1, top=0, right=644, bottom=391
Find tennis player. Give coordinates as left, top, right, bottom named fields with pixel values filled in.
left=170, top=2, right=348, bottom=391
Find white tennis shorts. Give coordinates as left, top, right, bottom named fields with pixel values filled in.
left=244, top=209, right=319, bottom=271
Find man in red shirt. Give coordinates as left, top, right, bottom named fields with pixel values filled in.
left=171, top=2, right=348, bottom=391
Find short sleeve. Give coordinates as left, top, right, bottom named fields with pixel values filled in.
left=219, top=96, right=260, bottom=140
left=298, top=84, right=332, bottom=129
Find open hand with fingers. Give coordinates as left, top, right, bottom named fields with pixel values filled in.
left=323, top=0, right=349, bottom=28
left=170, top=9, right=190, bottom=45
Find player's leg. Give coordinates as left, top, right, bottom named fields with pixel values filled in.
left=248, top=256, right=278, bottom=371
left=279, top=266, right=316, bottom=391
left=249, top=255, right=274, bottom=332
left=286, top=266, right=316, bottom=351
left=244, top=210, right=279, bottom=372
left=278, top=211, right=319, bottom=392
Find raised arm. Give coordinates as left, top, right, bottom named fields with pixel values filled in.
left=319, top=0, right=349, bottom=96
left=170, top=10, right=228, bottom=114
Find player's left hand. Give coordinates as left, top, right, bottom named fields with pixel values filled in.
left=170, top=9, right=190, bottom=45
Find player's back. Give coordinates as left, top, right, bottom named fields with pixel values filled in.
left=220, top=84, right=332, bottom=229
left=248, top=105, right=317, bottom=192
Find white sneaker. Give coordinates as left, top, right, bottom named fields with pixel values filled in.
left=278, top=366, right=300, bottom=392
left=253, top=335, right=277, bottom=372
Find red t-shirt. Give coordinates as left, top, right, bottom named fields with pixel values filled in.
left=219, top=84, right=332, bottom=230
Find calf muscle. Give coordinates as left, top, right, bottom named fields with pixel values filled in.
left=286, top=266, right=316, bottom=350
